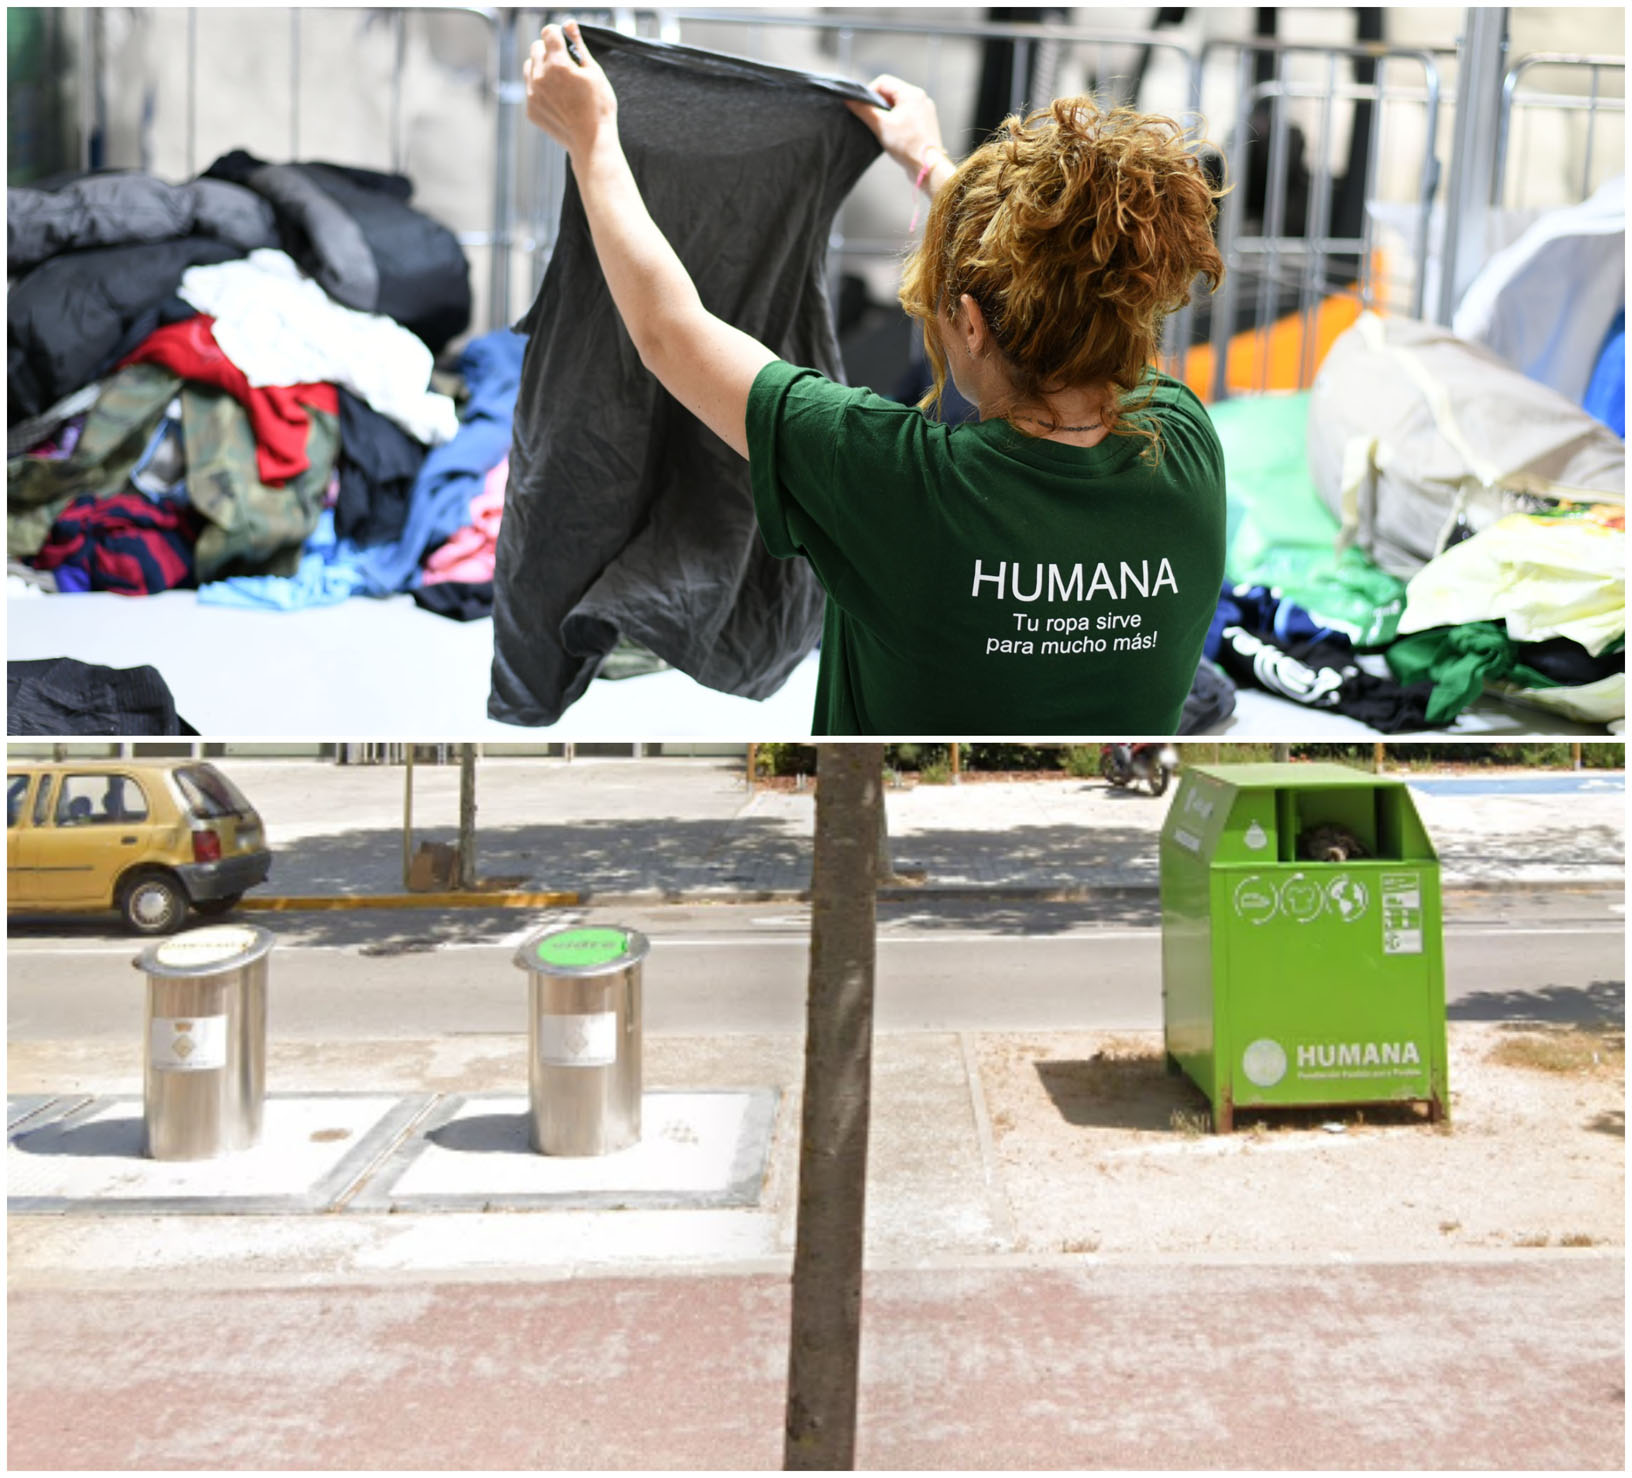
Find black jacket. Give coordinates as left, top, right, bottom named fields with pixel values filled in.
left=7, top=171, right=276, bottom=275
left=204, top=150, right=471, bottom=355
left=8, top=235, right=243, bottom=425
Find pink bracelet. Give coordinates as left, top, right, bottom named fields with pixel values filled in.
left=908, top=146, right=945, bottom=233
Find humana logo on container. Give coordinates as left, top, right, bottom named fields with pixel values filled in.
left=1298, top=1041, right=1421, bottom=1069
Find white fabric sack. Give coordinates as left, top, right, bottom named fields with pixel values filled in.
left=179, top=248, right=459, bottom=445
left=1452, top=175, right=1625, bottom=407
left=1307, top=312, right=1625, bottom=578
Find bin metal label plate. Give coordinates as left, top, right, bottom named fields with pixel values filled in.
left=537, top=1011, right=618, bottom=1066
left=153, top=925, right=261, bottom=969
left=150, top=1015, right=228, bottom=1071
left=1381, top=872, right=1424, bottom=954
left=535, top=927, right=631, bottom=969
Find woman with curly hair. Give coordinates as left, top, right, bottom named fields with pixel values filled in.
left=524, top=20, right=1227, bottom=734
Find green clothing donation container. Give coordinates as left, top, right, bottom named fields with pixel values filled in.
left=1160, top=763, right=1447, bottom=1132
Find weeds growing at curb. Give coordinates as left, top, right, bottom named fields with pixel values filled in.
left=1489, top=1025, right=1625, bottom=1076
left=1170, top=1108, right=1209, bottom=1138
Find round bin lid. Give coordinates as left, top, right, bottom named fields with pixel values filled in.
left=135, top=923, right=275, bottom=977
left=514, top=924, right=650, bottom=976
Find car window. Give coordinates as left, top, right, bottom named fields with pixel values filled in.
left=33, top=777, right=54, bottom=826
left=54, top=773, right=150, bottom=826
left=175, top=765, right=252, bottom=819
left=7, top=774, right=28, bottom=829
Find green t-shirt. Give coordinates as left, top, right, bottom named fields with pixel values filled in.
left=747, top=360, right=1227, bottom=734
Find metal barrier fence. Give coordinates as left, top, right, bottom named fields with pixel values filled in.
left=55, top=8, right=1630, bottom=399
left=1495, top=52, right=1626, bottom=208
left=1195, top=36, right=1449, bottom=399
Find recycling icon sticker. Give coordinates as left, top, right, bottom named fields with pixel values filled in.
left=1233, top=875, right=1278, bottom=924
left=1325, top=874, right=1370, bottom=923
left=1278, top=872, right=1326, bottom=923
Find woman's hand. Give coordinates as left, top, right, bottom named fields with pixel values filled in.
left=523, top=20, right=617, bottom=159
left=847, top=74, right=949, bottom=180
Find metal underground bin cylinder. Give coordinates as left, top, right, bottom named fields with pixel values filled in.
left=515, top=925, right=649, bottom=1156
left=133, top=923, right=274, bottom=1160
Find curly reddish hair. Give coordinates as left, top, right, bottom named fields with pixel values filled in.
left=900, top=97, right=1225, bottom=455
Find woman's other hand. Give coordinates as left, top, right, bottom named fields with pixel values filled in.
left=524, top=20, right=617, bottom=158
left=847, top=74, right=948, bottom=179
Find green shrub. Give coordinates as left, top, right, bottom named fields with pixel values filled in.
left=1062, top=745, right=1099, bottom=778
left=754, top=743, right=816, bottom=776
left=919, top=761, right=952, bottom=784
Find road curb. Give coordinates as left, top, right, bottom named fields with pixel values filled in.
left=241, top=890, right=581, bottom=912
left=241, top=875, right=1623, bottom=912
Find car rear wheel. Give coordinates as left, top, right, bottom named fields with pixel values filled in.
left=192, top=894, right=244, bottom=917
left=120, top=871, right=188, bottom=936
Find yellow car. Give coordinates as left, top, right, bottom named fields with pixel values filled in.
left=7, top=760, right=272, bottom=935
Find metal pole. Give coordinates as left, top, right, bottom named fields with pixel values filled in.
left=392, top=8, right=408, bottom=175
left=1434, top=7, right=1509, bottom=324
left=1298, top=54, right=1338, bottom=388
left=1258, top=58, right=1294, bottom=393
left=746, top=743, right=757, bottom=795
left=290, top=9, right=301, bottom=160
left=1208, top=46, right=1255, bottom=403
left=491, top=10, right=518, bottom=331
left=187, top=9, right=197, bottom=178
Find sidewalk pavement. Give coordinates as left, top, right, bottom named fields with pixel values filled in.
left=10, top=1254, right=1622, bottom=1468
left=221, top=756, right=1626, bottom=906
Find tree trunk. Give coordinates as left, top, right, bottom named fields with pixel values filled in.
left=457, top=744, right=477, bottom=890
left=784, top=743, right=884, bottom=1471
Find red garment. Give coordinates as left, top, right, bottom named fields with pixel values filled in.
left=119, top=316, right=338, bottom=486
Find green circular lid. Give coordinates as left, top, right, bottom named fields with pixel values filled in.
left=514, top=923, right=650, bottom=976
left=534, top=927, right=635, bottom=969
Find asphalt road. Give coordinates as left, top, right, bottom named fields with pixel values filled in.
left=8, top=892, right=1624, bottom=1041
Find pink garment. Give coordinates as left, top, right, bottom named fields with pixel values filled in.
left=423, top=458, right=507, bottom=585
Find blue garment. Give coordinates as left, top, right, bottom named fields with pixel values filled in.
left=1582, top=310, right=1625, bottom=437
left=1205, top=583, right=1343, bottom=660
left=197, top=509, right=368, bottom=610
left=346, top=329, right=526, bottom=596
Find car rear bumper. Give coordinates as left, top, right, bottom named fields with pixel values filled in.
left=176, top=851, right=273, bottom=902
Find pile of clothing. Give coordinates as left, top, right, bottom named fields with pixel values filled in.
left=1202, top=179, right=1625, bottom=734
left=7, top=158, right=517, bottom=620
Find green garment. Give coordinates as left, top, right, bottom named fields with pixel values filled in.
left=1210, top=391, right=1339, bottom=579
left=183, top=387, right=333, bottom=582
left=747, top=361, right=1227, bottom=734
left=1209, top=392, right=1406, bottom=648
left=7, top=365, right=334, bottom=582
left=1386, top=622, right=1557, bottom=725
left=7, top=364, right=179, bottom=560
left=1266, top=545, right=1408, bottom=650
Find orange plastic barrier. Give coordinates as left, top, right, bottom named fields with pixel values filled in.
left=1172, top=289, right=1364, bottom=402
